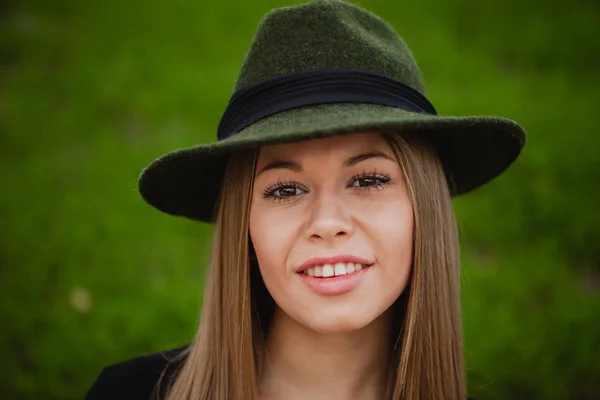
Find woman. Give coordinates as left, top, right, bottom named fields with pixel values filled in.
left=86, top=1, right=525, bottom=399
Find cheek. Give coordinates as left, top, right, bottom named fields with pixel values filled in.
left=363, top=196, right=413, bottom=248
left=249, top=205, right=297, bottom=291
left=366, top=199, right=414, bottom=291
left=383, top=206, right=413, bottom=256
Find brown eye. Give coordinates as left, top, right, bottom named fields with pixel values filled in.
left=353, top=177, right=378, bottom=187
left=263, top=180, right=308, bottom=202
left=346, top=170, right=392, bottom=192
left=349, top=174, right=390, bottom=188
left=274, top=186, right=303, bottom=197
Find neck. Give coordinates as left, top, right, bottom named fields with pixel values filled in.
left=259, top=307, right=393, bottom=400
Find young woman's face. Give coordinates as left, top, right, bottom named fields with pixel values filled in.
left=249, top=132, right=414, bottom=333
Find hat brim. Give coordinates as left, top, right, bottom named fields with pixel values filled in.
left=138, top=103, right=525, bottom=222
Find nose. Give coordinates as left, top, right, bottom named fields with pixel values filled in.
left=304, top=192, right=353, bottom=242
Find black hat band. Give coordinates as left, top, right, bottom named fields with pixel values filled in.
left=217, top=69, right=438, bottom=140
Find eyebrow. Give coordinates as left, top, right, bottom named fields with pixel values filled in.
left=344, top=151, right=395, bottom=167
left=255, top=151, right=395, bottom=177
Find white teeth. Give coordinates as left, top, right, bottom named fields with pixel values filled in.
left=334, top=263, right=347, bottom=276
left=302, top=262, right=367, bottom=278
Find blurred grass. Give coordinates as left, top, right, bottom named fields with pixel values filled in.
left=1, top=0, right=599, bottom=399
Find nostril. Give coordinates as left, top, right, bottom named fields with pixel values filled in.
left=305, top=222, right=352, bottom=240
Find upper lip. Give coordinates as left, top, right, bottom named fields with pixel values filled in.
left=296, top=255, right=374, bottom=273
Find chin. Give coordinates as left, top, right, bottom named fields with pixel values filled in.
left=300, top=309, right=378, bottom=334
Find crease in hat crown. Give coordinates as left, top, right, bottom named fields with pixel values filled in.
left=234, top=0, right=426, bottom=94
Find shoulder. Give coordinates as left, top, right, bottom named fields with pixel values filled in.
left=85, top=345, right=188, bottom=400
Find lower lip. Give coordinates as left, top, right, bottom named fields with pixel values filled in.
left=297, top=266, right=371, bottom=295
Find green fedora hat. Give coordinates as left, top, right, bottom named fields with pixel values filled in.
left=139, top=0, right=525, bottom=222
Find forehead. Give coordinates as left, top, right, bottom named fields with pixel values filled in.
left=257, top=132, right=390, bottom=161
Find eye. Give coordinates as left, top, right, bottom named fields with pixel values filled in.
left=348, top=171, right=391, bottom=190
left=262, top=180, right=307, bottom=202
left=272, top=186, right=303, bottom=197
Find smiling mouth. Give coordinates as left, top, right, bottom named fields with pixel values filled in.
left=299, top=262, right=369, bottom=278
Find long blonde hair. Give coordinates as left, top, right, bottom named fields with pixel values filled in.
left=161, top=132, right=465, bottom=400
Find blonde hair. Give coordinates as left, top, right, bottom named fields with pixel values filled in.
left=161, top=132, right=465, bottom=400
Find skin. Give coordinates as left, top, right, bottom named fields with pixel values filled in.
left=249, top=132, right=414, bottom=400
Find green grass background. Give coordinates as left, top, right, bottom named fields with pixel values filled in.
left=1, top=0, right=599, bottom=399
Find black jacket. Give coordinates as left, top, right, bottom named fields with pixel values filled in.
left=85, top=346, right=186, bottom=400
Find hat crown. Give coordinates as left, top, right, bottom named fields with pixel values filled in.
left=234, top=0, right=426, bottom=94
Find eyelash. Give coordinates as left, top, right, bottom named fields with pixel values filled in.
left=262, top=170, right=392, bottom=203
